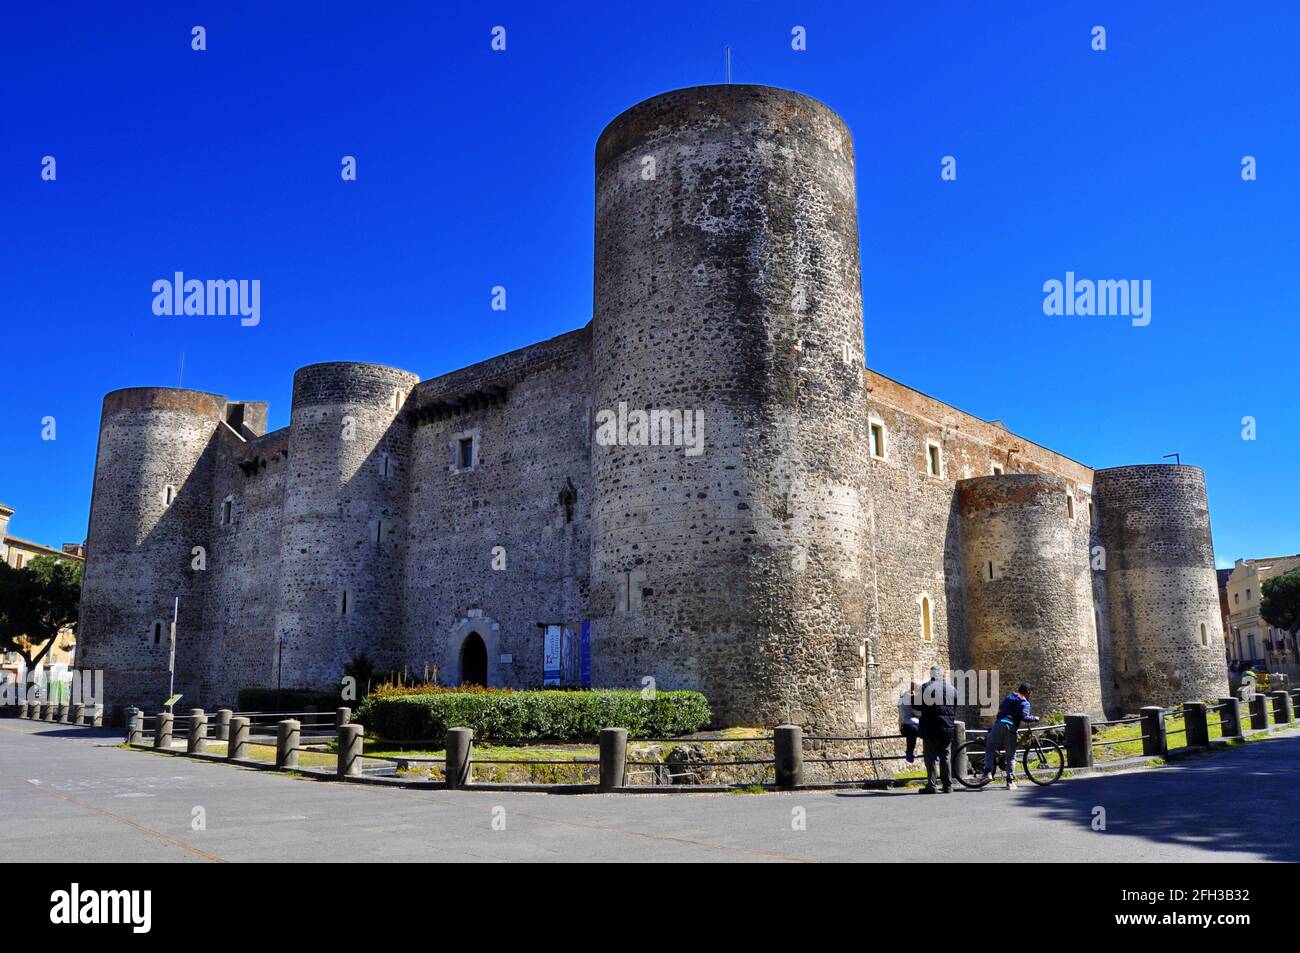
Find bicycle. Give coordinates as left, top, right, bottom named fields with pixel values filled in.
left=955, top=724, right=1065, bottom=788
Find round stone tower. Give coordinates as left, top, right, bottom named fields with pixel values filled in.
left=1094, top=464, right=1227, bottom=710
left=589, top=85, right=868, bottom=729
left=957, top=474, right=1104, bottom=719
left=274, top=362, right=419, bottom=689
left=78, top=387, right=226, bottom=713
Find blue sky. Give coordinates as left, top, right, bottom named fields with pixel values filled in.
left=3, top=1, right=1296, bottom=565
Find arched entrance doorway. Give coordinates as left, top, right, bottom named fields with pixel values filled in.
left=460, top=632, right=488, bottom=687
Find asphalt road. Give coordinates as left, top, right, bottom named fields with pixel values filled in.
left=3, top=719, right=1297, bottom=862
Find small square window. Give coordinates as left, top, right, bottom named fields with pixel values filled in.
left=992, top=464, right=1004, bottom=476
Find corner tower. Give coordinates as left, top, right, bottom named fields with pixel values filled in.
left=77, top=388, right=225, bottom=712
left=589, top=85, right=868, bottom=728
left=1094, top=464, right=1227, bottom=710
left=274, top=362, right=419, bottom=690
left=957, top=474, right=1104, bottom=718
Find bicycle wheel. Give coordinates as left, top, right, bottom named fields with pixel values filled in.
left=954, top=740, right=992, bottom=789
left=1021, top=737, right=1065, bottom=785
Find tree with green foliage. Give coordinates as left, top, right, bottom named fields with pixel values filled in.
left=1260, top=568, right=1300, bottom=639
left=0, top=555, right=83, bottom=669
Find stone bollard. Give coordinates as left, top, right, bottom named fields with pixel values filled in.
left=598, top=727, right=628, bottom=792
left=153, top=711, right=174, bottom=749
left=1249, top=694, right=1270, bottom=731
left=1217, top=697, right=1244, bottom=739
left=1064, top=714, right=1094, bottom=767
left=277, top=719, right=301, bottom=770
left=57, top=703, right=70, bottom=724
left=215, top=709, right=232, bottom=741
left=17, top=700, right=29, bottom=719
left=337, top=723, right=364, bottom=778
left=951, top=720, right=967, bottom=781
left=774, top=724, right=804, bottom=789
left=1140, top=706, right=1167, bottom=757
left=43, top=702, right=57, bottom=722
left=187, top=709, right=208, bottom=754
left=126, top=708, right=143, bottom=745
left=69, top=703, right=85, bottom=726
left=91, top=705, right=103, bottom=728
left=336, top=706, right=352, bottom=728
left=1272, top=690, right=1294, bottom=726
left=1183, top=702, right=1210, bottom=747
left=445, top=727, right=474, bottom=789
left=227, top=716, right=250, bottom=760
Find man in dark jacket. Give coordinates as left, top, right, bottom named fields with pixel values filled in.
left=916, top=666, right=959, bottom=794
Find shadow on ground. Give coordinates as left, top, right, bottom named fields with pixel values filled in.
left=1007, top=733, right=1300, bottom=861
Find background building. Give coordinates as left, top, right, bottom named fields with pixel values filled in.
left=1224, top=555, right=1300, bottom=677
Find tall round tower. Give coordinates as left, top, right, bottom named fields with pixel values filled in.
left=1094, top=464, right=1227, bottom=710
left=274, top=362, right=419, bottom=689
left=77, top=388, right=225, bottom=714
left=957, top=474, right=1104, bottom=718
left=589, top=85, right=867, bottom=728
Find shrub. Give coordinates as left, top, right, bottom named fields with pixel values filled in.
left=354, top=689, right=712, bottom=744
left=236, top=687, right=341, bottom=713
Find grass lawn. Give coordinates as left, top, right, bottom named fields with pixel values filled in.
left=1089, top=712, right=1227, bottom=761
left=199, top=740, right=340, bottom=770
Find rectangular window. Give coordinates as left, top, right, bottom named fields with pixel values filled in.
left=926, top=442, right=942, bottom=477
left=869, top=422, right=886, bottom=459
left=339, top=590, right=350, bottom=616
left=1067, top=495, right=1075, bottom=520
left=221, top=498, right=232, bottom=525
left=459, top=437, right=474, bottom=470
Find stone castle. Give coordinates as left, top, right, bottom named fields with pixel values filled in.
left=77, top=85, right=1228, bottom=729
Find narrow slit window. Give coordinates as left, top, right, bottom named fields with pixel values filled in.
left=926, top=444, right=941, bottom=477
left=920, top=596, right=933, bottom=642
left=1200, top=622, right=1208, bottom=647
left=459, top=437, right=474, bottom=470
left=221, top=497, right=233, bottom=525
left=163, top=485, right=176, bottom=506
left=869, top=422, right=886, bottom=459
left=152, top=621, right=163, bottom=645
left=1067, top=495, right=1075, bottom=520
left=339, top=590, right=350, bottom=616
left=986, top=561, right=995, bottom=581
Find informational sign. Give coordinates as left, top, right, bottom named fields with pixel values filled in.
left=543, top=626, right=563, bottom=686
left=164, top=693, right=183, bottom=710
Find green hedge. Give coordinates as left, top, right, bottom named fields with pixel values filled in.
left=236, top=687, right=341, bottom=713
left=354, top=689, right=712, bottom=744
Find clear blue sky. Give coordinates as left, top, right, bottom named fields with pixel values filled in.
left=3, top=1, right=1296, bottom=566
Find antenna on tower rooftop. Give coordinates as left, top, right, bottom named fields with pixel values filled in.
left=725, top=46, right=731, bottom=83
left=1163, top=452, right=1181, bottom=465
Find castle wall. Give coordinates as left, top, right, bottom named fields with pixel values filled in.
left=862, top=373, right=1103, bottom=728
left=185, top=426, right=289, bottom=707
left=1095, top=464, right=1227, bottom=710
left=402, top=330, right=592, bottom=689
left=590, top=85, right=868, bottom=729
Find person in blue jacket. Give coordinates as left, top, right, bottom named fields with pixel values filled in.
left=982, top=684, right=1039, bottom=789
